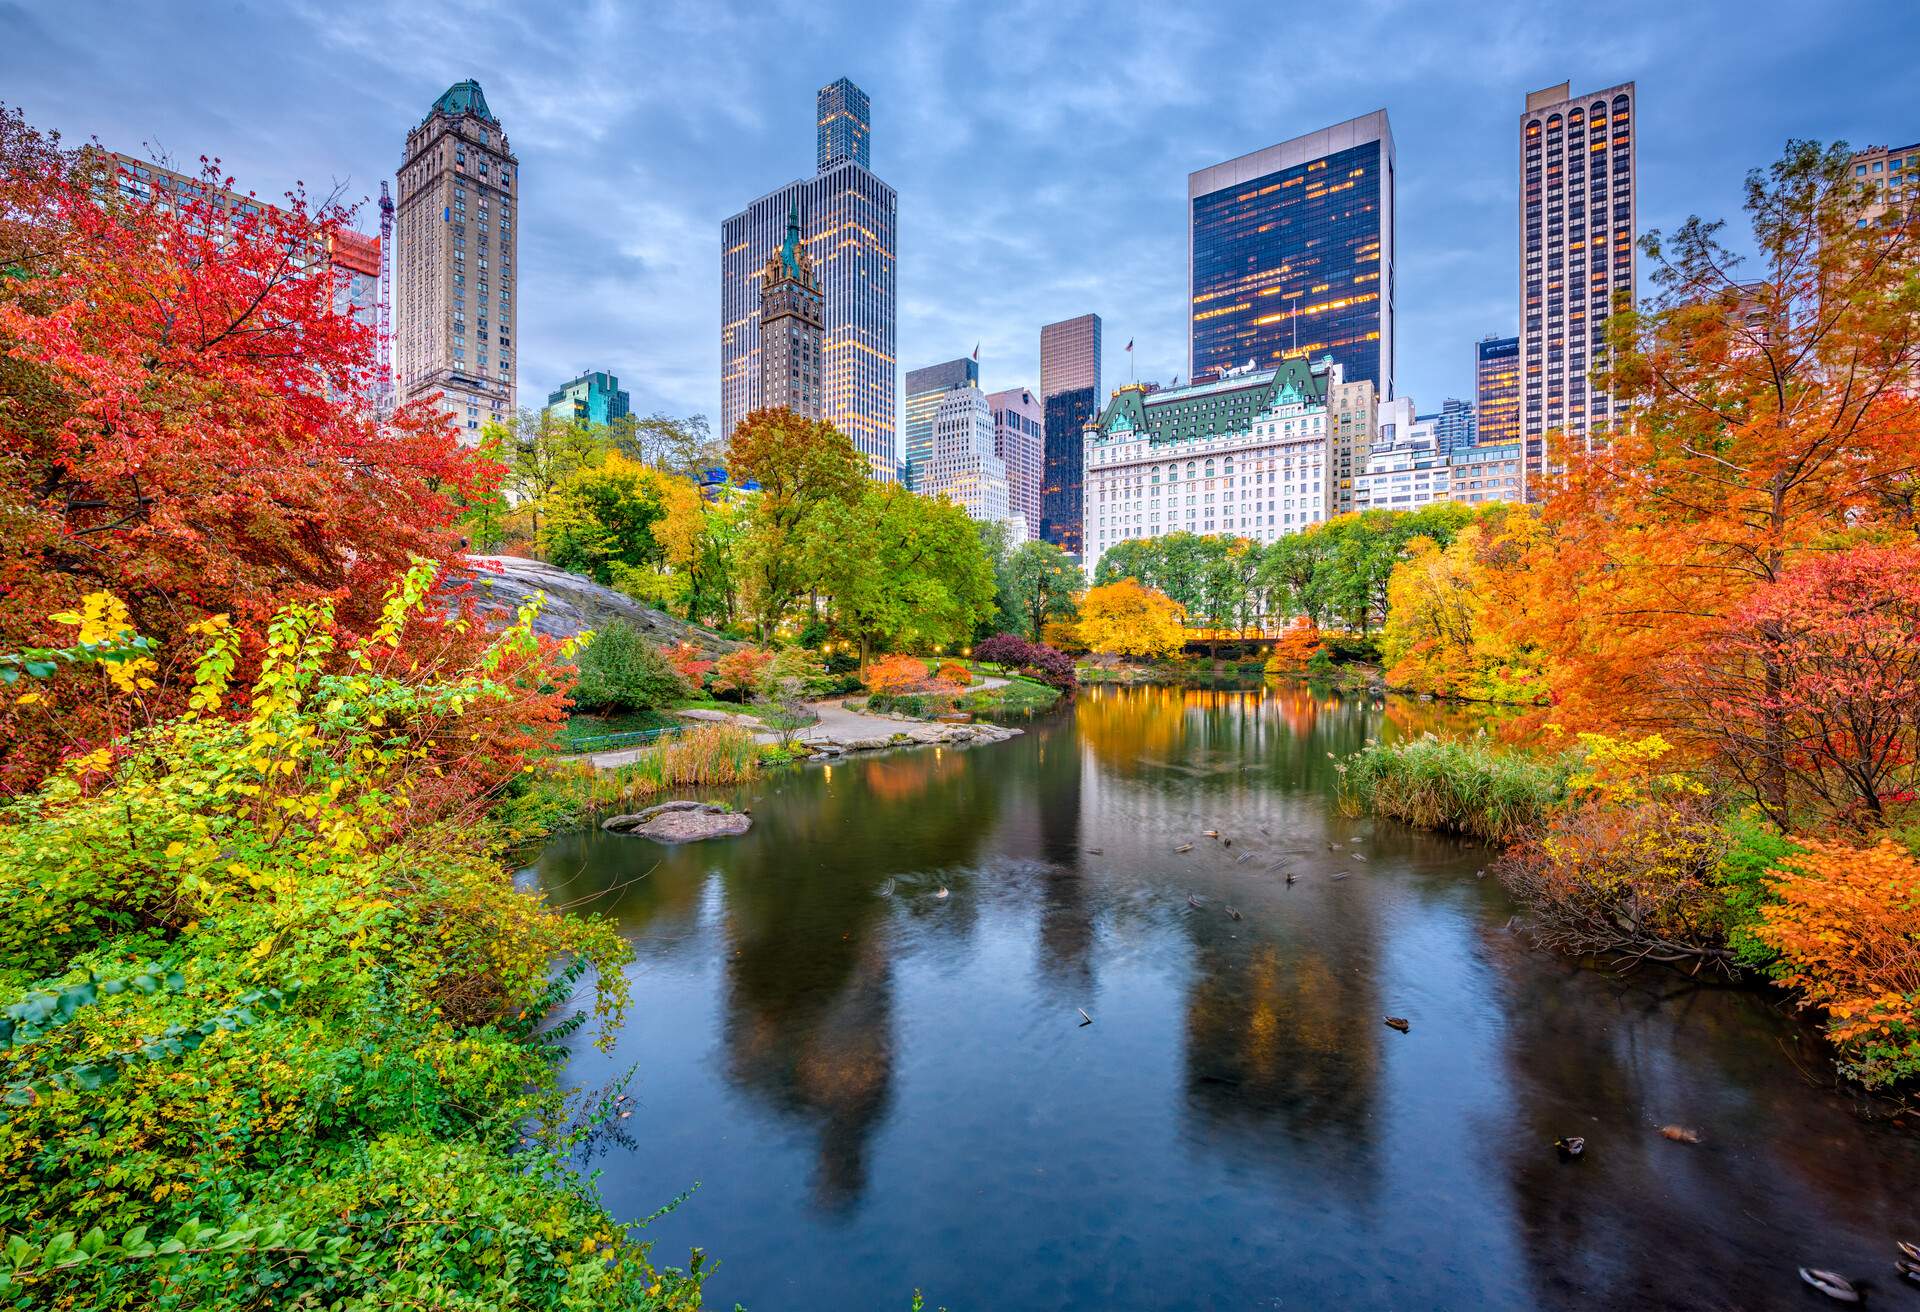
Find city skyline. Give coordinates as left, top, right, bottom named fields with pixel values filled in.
left=4, top=0, right=1914, bottom=432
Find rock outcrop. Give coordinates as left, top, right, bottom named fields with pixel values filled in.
left=601, top=800, right=751, bottom=843
left=456, top=555, right=737, bottom=656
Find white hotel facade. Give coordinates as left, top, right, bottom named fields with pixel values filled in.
left=1082, top=359, right=1338, bottom=575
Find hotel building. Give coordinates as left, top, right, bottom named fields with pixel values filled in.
left=721, top=78, right=898, bottom=480
left=1519, top=80, right=1636, bottom=497
left=1189, top=111, right=1395, bottom=397
left=1079, top=359, right=1340, bottom=574
left=395, top=80, right=518, bottom=438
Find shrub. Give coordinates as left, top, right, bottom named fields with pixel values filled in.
left=1495, top=795, right=1738, bottom=972
left=762, top=647, right=832, bottom=699
left=1322, top=631, right=1382, bottom=664
left=935, top=660, right=972, bottom=687
left=710, top=646, right=774, bottom=700
left=1755, top=838, right=1920, bottom=1090
left=1265, top=617, right=1323, bottom=675
left=866, top=691, right=957, bottom=719
left=1019, top=643, right=1078, bottom=694
left=570, top=620, right=688, bottom=714
left=1714, top=807, right=1801, bottom=970
left=973, top=633, right=1032, bottom=668
left=662, top=641, right=715, bottom=688
left=1339, top=734, right=1569, bottom=844
left=864, top=654, right=929, bottom=694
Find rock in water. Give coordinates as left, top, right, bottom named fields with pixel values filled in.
left=603, top=801, right=750, bottom=844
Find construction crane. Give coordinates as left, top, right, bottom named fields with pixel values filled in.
left=375, top=180, right=395, bottom=417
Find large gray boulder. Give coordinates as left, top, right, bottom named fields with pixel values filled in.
left=456, top=555, right=737, bottom=656
left=601, top=800, right=751, bottom=844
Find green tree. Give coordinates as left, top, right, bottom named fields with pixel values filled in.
left=570, top=619, right=688, bottom=713
left=613, top=410, right=723, bottom=480
left=539, top=453, right=669, bottom=585
left=809, top=483, right=996, bottom=671
left=500, top=409, right=604, bottom=547
left=1001, top=539, right=1084, bottom=640
left=726, top=408, right=866, bottom=641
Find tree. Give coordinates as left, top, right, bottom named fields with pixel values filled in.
left=1265, top=616, right=1324, bottom=675
left=1507, top=140, right=1920, bottom=800
left=569, top=619, right=687, bottom=713
left=726, top=409, right=865, bottom=641
left=0, top=110, right=492, bottom=793
left=1078, top=579, right=1189, bottom=660
left=1002, top=540, right=1084, bottom=641
left=807, top=482, right=996, bottom=671
left=499, top=410, right=603, bottom=547
left=651, top=476, right=742, bottom=627
left=538, top=452, right=670, bottom=586
left=613, top=410, right=722, bottom=480
left=1380, top=512, right=1548, bottom=704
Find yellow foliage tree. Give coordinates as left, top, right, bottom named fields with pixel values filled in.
left=1077, top=579, right=1188, bottom=660
left=1380, top=516, right=1548, bottom=704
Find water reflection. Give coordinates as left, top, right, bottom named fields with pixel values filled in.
left=525, top=683, right=1920, bottom=1311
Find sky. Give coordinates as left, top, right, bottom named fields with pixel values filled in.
left=3, top=0, right=1917, bottom=428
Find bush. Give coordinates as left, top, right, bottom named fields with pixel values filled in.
left=1495, top=795, right=1738, bottom=971
left=662, top=641, right=715, bottom=689
left=1756, top=838, right=1920, bottom=1090
left=976, top=634, right=1076, bottom=694
left=866, top=691, right=957, bottom=719
left=935, top=660, right=972, bottom=687
left=864, top=654, right=928, bottom=694
left=570, top=621, right=688, bottom=714
left=763, top=647, right=832, bottom=699
left=973, top=633, right=1031, bottom=668
left=710, top=646, right=774, bottom=700
left=1322, top=631, right=1382, bottom=664
left=1716, top=808, right=1801, bottom=970
left=1339, top=734, right=1569, bottom=844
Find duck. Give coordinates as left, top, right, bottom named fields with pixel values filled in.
left=1900, top=1241, right=1919, bottom=1262
left=1225, top=905, right=1242, bottom=921
left=1553, top=1136, right=1585, bottom=1160
left=1330, top=871, right=1349, bottom=881
left=1084, top=847, right=1103, bottom=855
left=1383, top=1016, right=1410, bottom=1033
left=1897, top=1257, right=1920, bottom=1286
left=1203, top=829, right=1220, bottom=839
left=1659, top=1125, right=1700, bottom=1144
left=1175, top=843, right=1194, bottom=854
left=1798, top=1268, right=1862, bottom=1303
left=934, top=886, right=950, bottom=901
left=1187, top=894, right=1205, bottom=909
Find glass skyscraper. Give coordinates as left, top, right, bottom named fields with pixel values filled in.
left=902, top=357, right=979, bottom=490
left=1188, top=111, right=1394, bottom=397
left=1040, top=386, right=1096, bottom=556
left=547, top=370, right=630, bottom=428
left=722, top=78, right=898, bottom=480
left=1474, top=335, right=1520, bottom=447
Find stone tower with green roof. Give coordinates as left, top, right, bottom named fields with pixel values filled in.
left=394, top=80, right=519, bottom=440
left=757, top=201, right=825, bottom=420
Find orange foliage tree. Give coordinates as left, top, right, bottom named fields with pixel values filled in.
left=863, top=653, right=928, bottom=694
left=1077, top=579, right=1188, bottom=660
left=0, top=108, right=493, bottom=792
left=1756, top=838, right=1920, bottom=1089
left=1500, top=140, right=1920, bottom=804
left=1264, top=616, right=1323, bottom=675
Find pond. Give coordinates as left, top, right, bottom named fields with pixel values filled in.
left=522, top=683, right=1920, bottom=1311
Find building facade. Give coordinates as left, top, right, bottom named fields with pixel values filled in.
left=1041, top=387, right=1097, bottom=555
left=1356, top=403, right=1450, bottom=511
left=1079, top=359, right=1338, bottom=574
left=1447, top=440, right=1522, bottom=505
left=1420, top=397, right=1477, bottom=452
left=902, top=357, right=979, bottom=490
left=1327, top=371, right=1378, bottom=517
left=988, top=387, right=1045, bottom=538
left=923, top=386, right=1018, bottom=538
left=1040, top=313, right=1102, bottom=401
left=1851, top=142, right=1920, bottom=227
left=721, top=78, right=898, bottom=481
left=756, top=203, right=825, bottom=420
left=395, top=79, right=518, bottom=438
left=547, top=371, right=631, bottom=428
left=1519, top=80, right=1636, bottom=497
left=1474, top=334, right=1520, bottom=448
left=1189, top=111, right=1395, bottom=398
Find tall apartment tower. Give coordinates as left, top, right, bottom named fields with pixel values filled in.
left=902, top=357, right=979, bottom=489
left=722, top=78, right=898, bottom=480
left=757, top=203, right=825, bottom=420
left=1189, top=111, right=1395, bottom=398
left=395, top=80, right=518, bottom=437
left=1039, top=313, right=1102, bottom=555
left=1474, top=335, right=1520, bottom=447
left=988, top=387, right=1045, bottom=539
left=1327, top=371, right=1377, bottom=517
left=1519, top=80, right=1636, bottom=498
left=924, top=385, right=1018, bottom=539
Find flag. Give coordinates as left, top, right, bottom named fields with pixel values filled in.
left=971, top=343, right=979, bottom=362
left=1125, top=338, right=1134, bottom=352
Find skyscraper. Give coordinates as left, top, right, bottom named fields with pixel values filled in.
left=547, top=371, right=630, bottom=428
left=395, top=80, right=518, bottom=437
left=1519, top=80, right=1636, bottom=498
left=988, top=387, right=1044, bottom=539
left=1419, top=398, right=1476, bottom=452
left=902, top=357, right=979, bottom=490
left=757, top=203, right=824, bottom=420
left=1040, top=313, right=1101, bottom=402
left=1474, top=335, right=1520, bottom=447
left=1188, top=111, right=1395, bottom=397
left=722, top=78, right=898, bottom=481
left=1039, top=314, right=1103, bottom=556
left=923, top=385, right=1018, bottom=539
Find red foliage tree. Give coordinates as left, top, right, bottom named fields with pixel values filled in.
left=0, top=107, right=496, bottom=790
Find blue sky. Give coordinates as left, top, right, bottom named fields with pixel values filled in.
left=3, top=0, right=1915, bottom=426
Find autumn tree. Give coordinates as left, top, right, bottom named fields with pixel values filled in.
left=1264, top=616, right=1324, bottom=675
left=1000, top=539, right=1084, bottom=641
left=807, top=482, right=996, bottom=671
left=1078, top=579, right=1189, bottom=660
left=0, top=108, right=491, bottom=791
left=651, top=475, right=743, bottom=627
left=537, top=452, right=670, bottom=586
left=725, top=408, right=865, bottom=641
left=497, top=409, right=603, bottom=548
left=1380, top=511, right=1548, bottom=704
left=1509, top=139, right=1920, bottom=803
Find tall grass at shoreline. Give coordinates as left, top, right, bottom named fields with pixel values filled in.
left=509, top=723, right=762, bottom=831
left=1339, top=733, right=1569, bottom=844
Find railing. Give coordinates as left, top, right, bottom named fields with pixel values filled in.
left=563, top=723, right=688, bottom=753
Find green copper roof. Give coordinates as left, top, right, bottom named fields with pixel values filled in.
left=1092, top=357, right=1330, bottom=446
left=778, top=201, right=804, bottom=278
left=431, top=80, right=496, bottom=124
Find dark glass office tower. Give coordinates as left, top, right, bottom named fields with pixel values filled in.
left=1040, top=386, right=1096, bottom=555
left=816, top=77, right=871, bottom=171
left=1188, top=111, right=1394, bottom=397
left=1474, top=334, right=1520, bottom=447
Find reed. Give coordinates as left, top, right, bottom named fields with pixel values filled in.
left=1339, top=733, right=1569, bottom=844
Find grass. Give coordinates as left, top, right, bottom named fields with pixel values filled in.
left=1338, top=733, right=1571, bottom=845
left=963, top=675, right=1061, bottom=715
left=510, top=723, right=763, bottom=830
